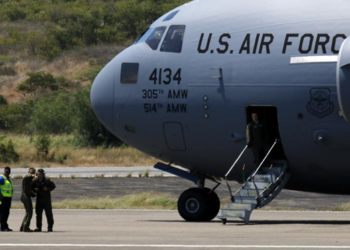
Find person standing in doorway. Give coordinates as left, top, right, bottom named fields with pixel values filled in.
left=0, top=166, right=13, bottom=232
left=20, top=167, right=36, bottom=232
left=32, top=169, right=56, bottom=232
left=246, top=113, right=269, bottom=166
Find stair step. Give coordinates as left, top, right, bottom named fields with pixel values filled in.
left=233, top=196, right=257, bottom=204
left=223, top=203, right=255, bottom=211
left=220, top=209, right=246, bottom=218
left=266, top=168, right=282, bottom=176
left=262, top=164, right=285, bottom=176
left=244, top=181, right=270, bottom=190
left=254, top=174, right=276, bottom=183
left=239, top=189, right=263, bottom=197
left=258, top=172, right=291, bottom=208
left=217, top=215, right=249, bottom=223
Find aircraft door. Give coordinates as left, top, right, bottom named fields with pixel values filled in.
left=246, top=106, right=287, bottom=161
left=337, top=38, right=350, bottom=123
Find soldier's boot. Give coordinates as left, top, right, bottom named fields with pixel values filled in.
left=34, top=228, right=41, bottom=232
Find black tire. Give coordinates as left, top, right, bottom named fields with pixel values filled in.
left=204, top=188, right=220, bottom=221
left=178, top=188, right=209, bottom=221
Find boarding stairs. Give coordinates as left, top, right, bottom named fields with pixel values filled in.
left=217, top=139, right=290, bottom=225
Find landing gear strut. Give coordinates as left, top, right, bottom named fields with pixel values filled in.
left=177, top=187, right=220, bottom=221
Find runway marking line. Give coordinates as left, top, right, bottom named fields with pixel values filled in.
left=1, top=245, right=350, bottom=249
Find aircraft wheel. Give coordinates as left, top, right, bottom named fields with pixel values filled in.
left=204, top=188, right=220, bottom=221
left=178, top=188, right=209, bottom=221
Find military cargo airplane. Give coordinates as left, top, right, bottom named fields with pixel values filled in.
left=91, top=0, right=350, bottom=224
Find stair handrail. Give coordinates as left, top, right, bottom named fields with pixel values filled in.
left=247, top=139, right=279, bottom=205
left=225, top=139, right=279, bottom=203
left=225, top=145, right=248, bottom=178
left=224, top=145, right=248, bottom=202
left=249, top=139, right=279, bottom=180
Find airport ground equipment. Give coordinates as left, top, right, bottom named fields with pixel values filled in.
left=218, top=140, right=290, bottom=224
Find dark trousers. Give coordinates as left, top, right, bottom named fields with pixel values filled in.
left=21, top=194, right=33, bottom=230
left=251, top=145, right=269, bottom=167
left=36, top=199, right=54, bottom=230
left=0, top=197, right=12, bottom=230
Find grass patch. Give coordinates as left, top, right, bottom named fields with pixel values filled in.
left=94, top=174, right=105, bottom=178
left=142, top=169, right=150, bottom=178
left=329, top=203, right=350, bottom=211
left=0, top=56, right=11, bottom=65
left=0, top=133, right=158, bottom=168
left=49, top=193, right=177, bottom=210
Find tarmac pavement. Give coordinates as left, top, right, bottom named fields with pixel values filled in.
left=9, top=177, right=350, bottom=211
left=2, top=210, right=350, bottom=250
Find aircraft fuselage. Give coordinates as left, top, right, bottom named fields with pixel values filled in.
left=91, top=0, right=350, bottom=194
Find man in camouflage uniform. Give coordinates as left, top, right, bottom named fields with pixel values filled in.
left=20, top=167, right=36, bottom=232
left=246, top=113, right=269, bottom=166
left=32, top=169, right=56, bottom=232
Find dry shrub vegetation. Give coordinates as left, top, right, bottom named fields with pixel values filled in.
left=0, top=0, right=191, bottom=167
left=0, top=44, right=123, bottom=103
left=1, top=134, right=157, bottom=168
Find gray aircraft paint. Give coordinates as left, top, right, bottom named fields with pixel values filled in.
left=91, top=0, right=350, bottom=194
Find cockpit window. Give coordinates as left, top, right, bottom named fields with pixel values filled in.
left=163, top=10, right=179, bottom=22
left=145, top=26, right=166, bottom=50
left=160, top=25, right=186, bottom=53
left=121, top=63, right=139, bottom=84
left=134, top=28, right=152, bottom=44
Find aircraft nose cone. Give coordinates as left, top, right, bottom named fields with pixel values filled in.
left=90, top=61, right=115, bottom=133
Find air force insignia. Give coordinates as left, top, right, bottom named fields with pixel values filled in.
left=307, top=88, right=334, bottom=118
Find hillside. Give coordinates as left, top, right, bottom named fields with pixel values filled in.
left=0, top=44, right=122, bottom=103
left=0, top=0, right=189, bottom=167
left=0, top=0, right=188, bottom=102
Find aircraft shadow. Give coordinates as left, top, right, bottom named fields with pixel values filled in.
left=141, top=220, right=222, bottom=224
left=142, top=220, right=350, bottom=225
left=37, top=231, right=67, bottom=233
left=248, top=220, right=350, bottom=225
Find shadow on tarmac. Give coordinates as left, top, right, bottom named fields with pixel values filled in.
left=143, top=220, right=350, bottom=225
left=141, top=220, right=222, bottom=223
left=249, top=220, right=350, bottom=225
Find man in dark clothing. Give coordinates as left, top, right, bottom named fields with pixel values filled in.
left=20, top=167, right=36, bottom=232
left=32, top=169, right=56, bottom=232
left=0, top=166, right=13, bottom=232
left=246, top=113, right=269, bottom=166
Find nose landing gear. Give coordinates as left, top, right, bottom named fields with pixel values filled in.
left=178, top=187, right=220, bottom=221
left=154, top=163, right=221, bottom=222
